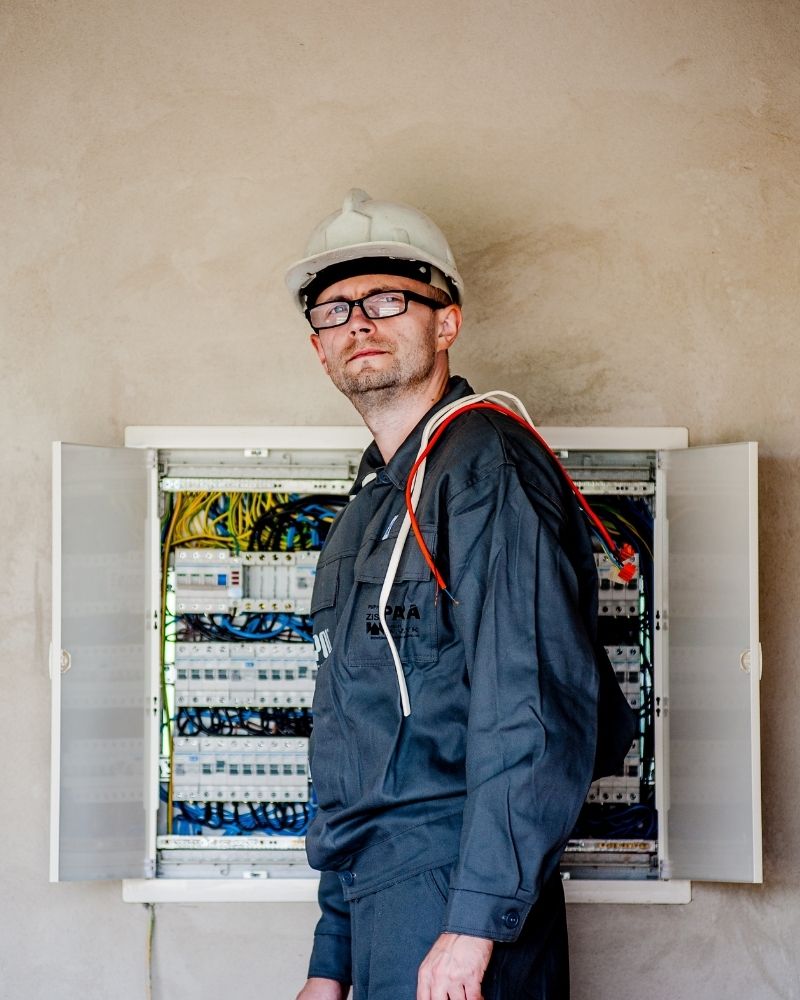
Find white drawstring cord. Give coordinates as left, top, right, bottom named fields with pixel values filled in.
left=378, top=390, right=537, bottom=717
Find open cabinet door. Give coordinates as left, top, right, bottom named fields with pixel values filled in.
left=51, top=443, right=156, bottom=880
left=662, top=443, right=762, bottom=883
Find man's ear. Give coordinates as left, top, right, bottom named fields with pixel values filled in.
left=435, top=304, right=462, bottom=354
left=310, top=333, right=330, bottom=374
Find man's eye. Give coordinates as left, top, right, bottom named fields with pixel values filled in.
left=324, top=302, right=349, bottom=318
left=374, top=292, right=404, bottom=305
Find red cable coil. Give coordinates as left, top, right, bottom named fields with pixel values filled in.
left=403, top=401, right=636, bottom=595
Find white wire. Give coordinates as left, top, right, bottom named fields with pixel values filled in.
left=379, top=391, right=537, bottom=717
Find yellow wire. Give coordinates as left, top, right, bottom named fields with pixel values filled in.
left=170, top=491, right=292, bottom=550
left=160, top=494, right=182, bottom=836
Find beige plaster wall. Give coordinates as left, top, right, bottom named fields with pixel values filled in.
left=2, top=1, right=799, bottom=997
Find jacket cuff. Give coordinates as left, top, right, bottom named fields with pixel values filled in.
left=307, top=932, right=352, bottom=985
left=443, top=888, right=531, bottom=943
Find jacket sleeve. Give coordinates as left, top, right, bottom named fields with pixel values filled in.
left=307, top=870, right=352, bottom=984
left=442, top=462, right=599, bottom=942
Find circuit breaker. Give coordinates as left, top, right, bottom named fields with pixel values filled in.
left=50, top=425, right=761, bottom=903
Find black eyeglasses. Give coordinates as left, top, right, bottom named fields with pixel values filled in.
left=306, top=289, right=448, bottom=332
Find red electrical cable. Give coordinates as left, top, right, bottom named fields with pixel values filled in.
left=404, top=401, right=636, bottom=596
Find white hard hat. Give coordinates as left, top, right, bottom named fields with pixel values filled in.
left=285, top=188, right=464, bottom=311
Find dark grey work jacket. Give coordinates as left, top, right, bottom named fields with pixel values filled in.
left=306, top=376, right=629, bottom=984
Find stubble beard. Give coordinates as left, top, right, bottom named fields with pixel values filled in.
left=327, top=319, right=439, bottom=413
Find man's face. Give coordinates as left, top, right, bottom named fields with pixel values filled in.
left=308, top=273, right=460, bottom=403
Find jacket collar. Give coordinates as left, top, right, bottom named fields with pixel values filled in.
left=351, top=376, right=475, bottom=496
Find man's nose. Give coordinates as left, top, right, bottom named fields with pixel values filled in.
left=346, top=302, right=376, bottom=334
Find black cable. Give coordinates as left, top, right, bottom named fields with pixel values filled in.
left=175, top=706, right=313, bottom=737
left=247, top=494, right=347, bottom=551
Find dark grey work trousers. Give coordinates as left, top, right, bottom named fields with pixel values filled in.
left=348, top=865, right=569, bottom=1000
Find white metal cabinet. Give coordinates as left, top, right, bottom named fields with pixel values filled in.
left=49, top=426, right=761, bottom=903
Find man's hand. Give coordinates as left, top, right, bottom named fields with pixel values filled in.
left=295, top=977, right=348, bottom=1000
left=417, top=932, right=494, bottom=1000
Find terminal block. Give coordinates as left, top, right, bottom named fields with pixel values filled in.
left=587, top=644, right=643, bottom=804
left=172, top=736, right=310, bottom=803
left=606, top=644, right=643, bottom=711
left=172, top=549, right=242, bottom=613
left=172, top=548, right=319, bottom=614
left=586, top=741, right=642, bottom=805
left=174, top=641, right=317, bottom=708
left=595, top=552, right=640, bottom=617
left=239, top=551, right=318, bottom=613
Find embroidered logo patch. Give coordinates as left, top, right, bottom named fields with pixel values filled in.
left=365, top=603, right=421, bottom=639
left=313, top=627, right=332, bottom=662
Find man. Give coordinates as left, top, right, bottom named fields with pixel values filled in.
left=286, top=190, right=634, bottom=1000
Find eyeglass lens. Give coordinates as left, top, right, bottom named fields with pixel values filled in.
left=309, top=291, right=409, bottom=330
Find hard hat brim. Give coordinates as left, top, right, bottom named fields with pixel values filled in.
left=285, top=241, right=463, bottom=311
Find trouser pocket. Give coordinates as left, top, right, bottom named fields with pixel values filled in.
left=349, top=866, right=454, bottom=1000
left=423, top=862, right=453, bottom=906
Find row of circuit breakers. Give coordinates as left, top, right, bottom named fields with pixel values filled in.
left=173, top=548, right=319, bottom=615
left=592, top=552, right=643, bottom=807
left=166, top=545, right=646, bottom=814
left=169, top=548, right=319, bottom=825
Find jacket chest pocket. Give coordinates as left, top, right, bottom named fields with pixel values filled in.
left=310, top=546, right=350, bottom=652
left=348, top=523, right=439, bottom=665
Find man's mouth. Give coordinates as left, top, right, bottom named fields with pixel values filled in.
left=347, top=348, right=389, bottom=363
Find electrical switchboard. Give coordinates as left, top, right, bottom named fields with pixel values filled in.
left=50, top=426, right=762, bottom=901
